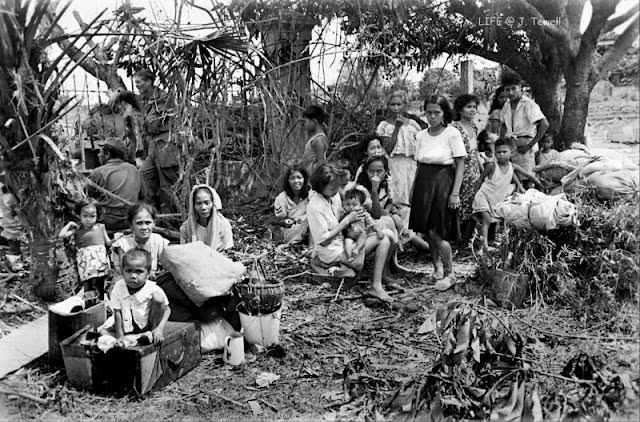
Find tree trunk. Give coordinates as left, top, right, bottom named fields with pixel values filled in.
left=17, top=174, right=61, bottom=301
left=31, top=232, right=59, bottom=301
left=262, top=13, right=317, bottom=163
left=559, top=78, right=591, bottom=148
left=524, top=66, right=563, bottom=136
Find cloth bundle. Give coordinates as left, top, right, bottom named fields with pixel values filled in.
left=495, top=189, right=578, bottom=232
left=200, top=317, right=234, bottom=353
left=561, top=148, right=639, bottom=200
left=160, top=241, right=246, bottom=307
left=534, top=145, right=594, bottom=183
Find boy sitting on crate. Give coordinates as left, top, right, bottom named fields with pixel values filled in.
left=101, top=248, right=171, bottom=346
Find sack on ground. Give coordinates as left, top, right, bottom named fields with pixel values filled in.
left=586, top=170, right=640, bottom=200
left=528, top=193, right=578, bottom=231
left=160, top=241, right=245, bottom=307
left=577, top=152, right=638, bottom=179
left=495, top=190, right=578, bottom=231
left=495, top=190, right=547, bottom=230
left=533, top=148, right=594, bottom=182
left=200, top=317, right=234, bottom=353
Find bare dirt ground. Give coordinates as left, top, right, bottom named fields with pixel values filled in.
left=1, top=247, right=638, bottom=420
left=1, top=91, right=638, bottom=420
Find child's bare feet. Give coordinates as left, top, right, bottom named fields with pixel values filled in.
left=367, top=286, right=393, bottom=302
left=352, top=251, right=365, bottom=271
left=434, top=274, right=456, bottom=291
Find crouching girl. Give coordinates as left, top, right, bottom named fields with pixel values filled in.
left=273, top=163, right=310, bottom=244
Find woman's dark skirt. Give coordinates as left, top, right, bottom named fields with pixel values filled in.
left=409, top=163, right=460, bottom=243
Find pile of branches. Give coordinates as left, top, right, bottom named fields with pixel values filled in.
left=384, top=301, right=636, bottom=420
left=474, top=193, right=639, bottom=323
left=387, top=301, right=535, bottom=420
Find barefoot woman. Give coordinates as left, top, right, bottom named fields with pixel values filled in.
left=410, top=95, right=466, bottom=291
left=307, top=164, right=396, bottom=302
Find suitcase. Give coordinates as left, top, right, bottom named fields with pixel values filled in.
left=48, top=297, right=106, bottom=365
left=61, top=321, right=201, bottom=396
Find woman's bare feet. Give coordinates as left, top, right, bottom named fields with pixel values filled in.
left=382, top=271, right=402, bottom=284
left=434, top=274, right=456, bottom=291
left=367, top=286, right=394, bottom=302
left=434, top=262, right=444, bottom=280
left=384, top=282, right=405, bottom=292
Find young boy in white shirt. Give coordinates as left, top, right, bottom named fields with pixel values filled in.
left=500, top=71, right=550, bottom=183
left=107, top=248, right=171, bottom=346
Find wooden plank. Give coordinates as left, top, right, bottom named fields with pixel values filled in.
left=0, top=316, right=48, bottom=379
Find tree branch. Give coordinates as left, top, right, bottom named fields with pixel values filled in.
left=573, top=0, right=618, bottom=67
left=566, top=0, right=587, bottom=56
left=448, top=0, right=482, bottom=20
left=459, top=41, right=533, bottom=79
left=49, top=19, right=126, bottom=90
left=581, top=0, right=618, bottom=46
left=603, top=4, right=639, bottom=33
left=508, top=0, right=569, bottom=42
left=565, top=0, right=586, bottom=30
left=592, top=14, right=640, bottom=87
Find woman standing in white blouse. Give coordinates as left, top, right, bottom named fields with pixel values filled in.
left=409, top=95, right=467, bottom=291
left=375, top=90, right=421, bottom=206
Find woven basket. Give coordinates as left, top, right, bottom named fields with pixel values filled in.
left=234, top=258, right=284, bottom=315
left=234, top=282, right=284, bottom=316
left=537, top=166, right=573, bottom=183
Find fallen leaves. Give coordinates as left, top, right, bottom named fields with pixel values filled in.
left=255, top=372, right=280, bottom=388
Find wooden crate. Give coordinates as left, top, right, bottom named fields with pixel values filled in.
left=61, top=321, right=201, bottom=396
left=48, top=299, right=107, bottom=365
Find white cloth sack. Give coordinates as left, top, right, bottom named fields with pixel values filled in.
left=495, top=189, right=578, bottom=231
left=528, top=193, right=578, bottom=231
left=495, top=190, right=547, bottom=230
left=533, top=147, right=595, bottom=183
left=200, top=317, right=234, bottom=353
left=160, top=241, right=246, bottom=307
left=586, top=170, right=640, bottom=200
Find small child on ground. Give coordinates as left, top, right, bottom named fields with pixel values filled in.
left=342, top=188, right=384, bottom=261
left=105, top=248, right=170, bottom=346
left=472, top=137, right=543, bottom=253
left=59, top=198, right=117, bottom=299
left=535, top=131, right=560, bottom=166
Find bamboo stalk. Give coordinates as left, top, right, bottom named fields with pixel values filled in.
left=0, top=388, right=48, bottom=405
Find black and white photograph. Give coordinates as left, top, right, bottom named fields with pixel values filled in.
left=0, top=0, right=638, bottom=419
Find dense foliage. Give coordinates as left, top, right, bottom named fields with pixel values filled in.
left=479, top=193, right=639, bottom=327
